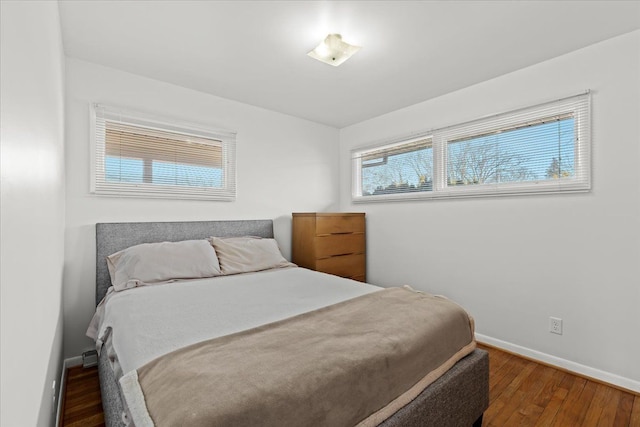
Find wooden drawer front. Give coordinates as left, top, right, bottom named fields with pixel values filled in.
left=315, top=234, right=365, bottom=259
left=316, top=253, right=365, bottom=278
left=316, top=215, right=364, bottom=235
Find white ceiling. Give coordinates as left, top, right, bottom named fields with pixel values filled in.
left=58, top=1, right=640, bottom=128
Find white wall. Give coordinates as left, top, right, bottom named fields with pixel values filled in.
left=1, top=2, right=66, bottom=426
left=64, top=58, right=340, bottom=357
left=340, top=31, right=640, bottom=389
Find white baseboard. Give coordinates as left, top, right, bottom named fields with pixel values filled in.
left=475, top=333, right=640, bottom=394
left=55, top=356, right=83, bottom=427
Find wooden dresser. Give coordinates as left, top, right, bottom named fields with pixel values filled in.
left=292, top=213, right=366, bottom=282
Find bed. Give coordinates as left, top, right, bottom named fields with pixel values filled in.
left=92, top=219, right=489, bottom=427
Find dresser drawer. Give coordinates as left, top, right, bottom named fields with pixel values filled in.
left=315, top=233, right=365, bottom=259
left=316, top=253, right=365, bottom=278
left=316, top=215, right=365, bottom=235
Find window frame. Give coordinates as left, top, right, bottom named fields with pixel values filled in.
left=352, top=93, right=590, bottom=203
left=90, top=104, right=237, bottom=201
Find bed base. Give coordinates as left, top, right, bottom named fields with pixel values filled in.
left=377, top=348, right=488, bottom=427
left=99, top=348, right=488, bottom=427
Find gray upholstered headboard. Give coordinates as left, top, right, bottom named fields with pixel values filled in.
left=95, top=220, right=274, bottom=305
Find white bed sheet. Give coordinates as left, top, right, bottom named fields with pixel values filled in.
left=93, top=267, right=381, bottom=378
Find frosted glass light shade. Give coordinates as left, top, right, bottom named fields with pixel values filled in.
left=307, top=34, right=361, bottom=67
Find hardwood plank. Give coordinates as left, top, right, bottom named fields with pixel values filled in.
left=611, top=390, right=633, bottom=427
left=65, top=394, right=103, bottom=417
left=483, top=356, right=526, bottom=423
left=65, top=412, right=105, bottom=427
left=501, top=365, right=569, bottom=427
left=485, top=359, right=538, bottom=426
left=534, top=383, right=569, bottom=425
left=521, top=367, right=567, bottom=425
left=498, top=364, right=549, bottom=425
left=503, top=364, right=557, bottom=426
left=630, top=396, right=640, bottom=426
left=66, top=382, right=100, bottom=399
left=62, top=365, right=104, bottom=427
left=551, top=376, right=588, bottom=426
left=487, top=352, right=516, bottom=395
left=486, top=347, right=512, bottom=376
left=582, top=383, right=612, bottom=426
left=567, top=379, right=598, bottom=426
left=64, top=403, right=105, bottom=425
left=595, top=387, right=622, bottom=427
left=488, top=354, right=528, bottom=400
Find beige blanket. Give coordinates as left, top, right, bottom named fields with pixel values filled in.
left=120, top=287, right=475, bottom=427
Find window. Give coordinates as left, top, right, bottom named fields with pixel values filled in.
left=357, top=137, right=433, bottom=196
left=352, top=93, right=590, bottom=202
left=91, top=104, right=236, bottom=200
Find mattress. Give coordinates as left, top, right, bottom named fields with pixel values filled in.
left=90, top=267, right=381, bottom=381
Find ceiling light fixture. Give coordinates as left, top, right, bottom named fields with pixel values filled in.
left=307, top=34, right=361, bottom=67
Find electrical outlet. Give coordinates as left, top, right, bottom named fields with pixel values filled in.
left=549, top=317, right=563, bottom=335
left=52, top=380, right=56, bottom=404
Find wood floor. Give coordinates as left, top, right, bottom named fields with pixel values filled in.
left=478, top=344, right=640, bottom=427
left=60, top=344, right=640, bottom=426
left=60, top=365, right=104, bottom=427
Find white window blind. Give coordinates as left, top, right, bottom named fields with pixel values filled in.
left=352, top=92, right=590, bottom=202
left=91, top=104, right=236, bottom=200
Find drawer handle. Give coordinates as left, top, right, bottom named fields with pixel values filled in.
left=323, top=252, right=364, bottom=259
left=317, top=231, right=357, bottom=236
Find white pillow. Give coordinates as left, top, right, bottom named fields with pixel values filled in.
left=107, top=240, right=221, bottom=291
left=209, top=236, right=295, bottom=275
